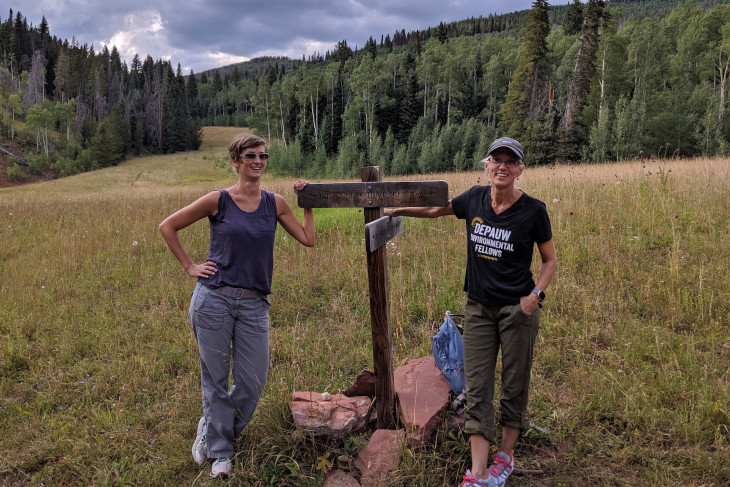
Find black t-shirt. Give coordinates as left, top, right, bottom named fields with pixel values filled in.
left=451, top=185, right=552, bottom=306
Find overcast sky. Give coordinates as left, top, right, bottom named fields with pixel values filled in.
left=9, top=1, right=567, bottom=74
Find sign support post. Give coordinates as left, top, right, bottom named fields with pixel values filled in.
left=297, top=167, right=448, bottom=428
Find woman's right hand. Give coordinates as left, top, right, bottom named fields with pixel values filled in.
left=293, top=179, right=309, bottom=192
left=185, top=261, right=218, bottom=278
left=519, top=293, right=540, bottom=315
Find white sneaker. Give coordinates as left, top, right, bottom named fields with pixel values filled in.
left=210, top=457, right=232, bottom=478
left=191, top=417, right=207, bottom=465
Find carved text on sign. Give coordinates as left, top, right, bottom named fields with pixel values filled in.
left=297, top=181, right=448, bottom=208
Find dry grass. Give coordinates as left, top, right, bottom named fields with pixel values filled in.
left=0, top=129, right=728, bottom=486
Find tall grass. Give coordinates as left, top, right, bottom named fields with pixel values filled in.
left=1, top=129, right=728, bottom=485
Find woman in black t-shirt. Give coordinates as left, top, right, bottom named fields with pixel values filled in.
left=384, top=137, right=556, bottom=487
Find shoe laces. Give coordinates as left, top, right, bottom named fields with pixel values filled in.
left=462, top=472, right=477, bottom=484
left=460, top=471, right=486, bottom=487
left=488, top=453, right=513, bottom=477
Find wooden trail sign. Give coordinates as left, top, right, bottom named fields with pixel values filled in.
left=365, top=216, right=403, bottom=253
left=298, top=168, right=448, bottom=429
left=297, top=180, right=448, bottom=208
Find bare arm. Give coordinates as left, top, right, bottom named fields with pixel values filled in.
left=275, top=180, right=315, bottom=247
left=533, top=239, right=557, bottom=292
left=520, top=238, right=557, bottom=314
left=384, top=200, right=454, bottom=218
left=158, top=191, right=220, bottom=278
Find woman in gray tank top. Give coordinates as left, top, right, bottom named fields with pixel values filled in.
left=159, top=133, right=315, bottom=478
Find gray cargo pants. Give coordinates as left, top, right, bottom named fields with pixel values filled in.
left=188, top=282, right=270, bottom=458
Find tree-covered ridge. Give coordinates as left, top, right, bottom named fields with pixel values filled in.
left=0, top=8, right=201, bottom=180
left=2, top=0, right=730, bottom=181
left=233, top=0, right=730, bottom=174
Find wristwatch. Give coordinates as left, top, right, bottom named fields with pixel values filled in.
left=532, top=288, right=545, bottom=302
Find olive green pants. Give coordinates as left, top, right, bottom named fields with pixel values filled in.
left=462, top=298, right=540, bottom=442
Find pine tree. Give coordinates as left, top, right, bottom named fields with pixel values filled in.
left=498, top=0, right=551, bottom=139
left=53, top=49, right=72, bottom=102
left=364, top=36, right=377, bottom=59
left=90, top=119, right=123, bottom=167
left=163, top=64, right=190, bottom=152
left=563, top=0, right=584, bottom=36
left=408, top=31, right=422, bottom=56
left=129, top=54, right=142, bottom=90
left=133, top=120, right=144, bottom=154
left=323, top=66, right=345, bottom=156
left=79, top=110, right=97, bottom=148
left=212, top=70, right=223, bottom=92
left=186, top=70, right=199, bottom=118
left=560, top=0, right=606, bottom=161
left=107, top=104, right=131, bottom=155
left=331, top=40, right=353, bottom=64
left=395, top=51, right=420, bottom=143
left=12, top=11, right=31, bottom=72
left=436, top=22, right=449, bottom=43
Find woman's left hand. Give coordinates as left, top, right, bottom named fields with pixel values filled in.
left=293, top=179, right=309, bottom=192
left=520, top=293, right=540, bottom=315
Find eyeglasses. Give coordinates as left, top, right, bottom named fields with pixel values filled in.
left=241, top=152, right=269, bottom=161
left=487, top=158, right=521, bottom=167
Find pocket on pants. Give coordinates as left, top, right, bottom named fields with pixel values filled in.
left=191, top=284, right=207, bottom=312
left=190, top=285, right=225, bottom=331
left=249, top=296, right=271, bottom=333
left=514, top=303, right=534, bottom=323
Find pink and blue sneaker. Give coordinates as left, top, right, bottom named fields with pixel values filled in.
left=460, top=469, right=490, bottom=487
left=485, top=451, right=514, bottom=487
left=459, top=451, right=514, bottom=487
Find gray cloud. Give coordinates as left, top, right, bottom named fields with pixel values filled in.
left=13, top=0, right=563, bottom=73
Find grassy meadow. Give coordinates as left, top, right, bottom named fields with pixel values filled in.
left=1, top=126, right=728, bottom=486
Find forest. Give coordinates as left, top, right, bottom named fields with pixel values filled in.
left=2, top=0, right=730, bottom=180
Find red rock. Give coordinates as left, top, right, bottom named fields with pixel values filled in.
left=342, top=369, right=376, bottom=397
left=324, top=469, right=361, bottom=487
left=355, top=429, right=405, bottom=487
left=394, top=356, right=452, bottom=445
left=290, top=392, right=372, bottom=438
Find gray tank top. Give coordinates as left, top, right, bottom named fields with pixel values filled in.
left=199, top=189, right=277, bottom=294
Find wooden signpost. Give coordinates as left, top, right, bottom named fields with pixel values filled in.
left=298, top=167, right=448, bottom=428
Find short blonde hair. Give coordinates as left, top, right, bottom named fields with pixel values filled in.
left=228, top=133, right=266, bottom=161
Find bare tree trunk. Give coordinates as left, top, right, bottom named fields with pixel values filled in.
left=157, top=94, right=163, bottom=150
left=309, top=83, right=320, bottom=148
left=423, top=79, right=429, bottom=116
left=718, top=50, right=730, bottom=124
left=23, top=50, right=47, bottom=109
left=434, top=87, right=440, bottom=122
left=265, top=92, right=271, bottom=141
left=447, top=76, right=452, bottom=125
left=598, top=44, right=607, bottom=121
left=279, top=97, right=287, bottom=148
left=529, top=62, right=540, bottom=117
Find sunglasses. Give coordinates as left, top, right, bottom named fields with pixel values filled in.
left=487, top=158, right=521, bottom=167
left=241, top=152, right=269, bottom=161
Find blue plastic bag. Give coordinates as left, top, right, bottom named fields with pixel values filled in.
left=432, top=312, right=465, bottom=396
